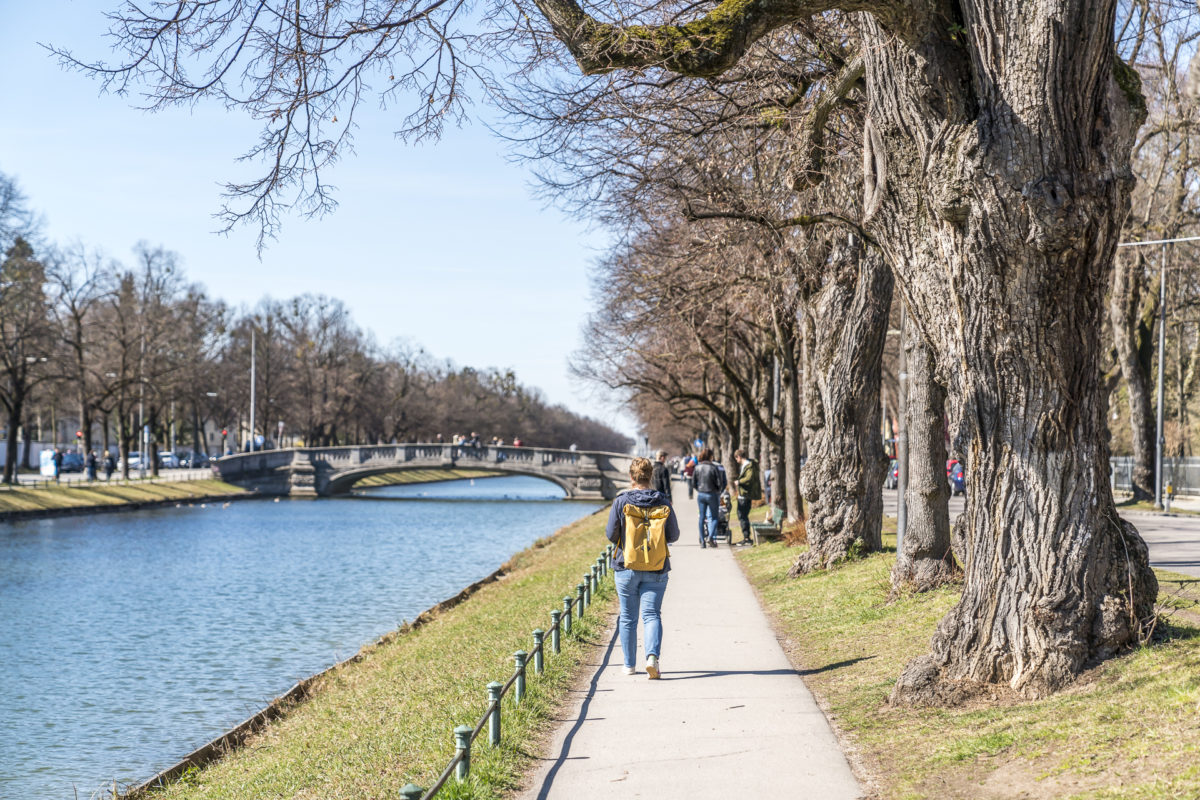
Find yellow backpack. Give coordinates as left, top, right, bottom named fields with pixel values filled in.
left=622, top=504, right=671, bottom=571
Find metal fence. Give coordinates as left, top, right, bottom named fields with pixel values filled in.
left=400, top=544, right=614, bottom=800
left=1110, top=456, right=1200, bottom=495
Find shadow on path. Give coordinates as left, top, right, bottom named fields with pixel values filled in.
left=662, top=655, right=875, bottom=681
left=532, top=628, right=619, bottom=800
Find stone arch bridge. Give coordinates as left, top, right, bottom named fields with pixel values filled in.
left=212, top=444, right=635, bottom=500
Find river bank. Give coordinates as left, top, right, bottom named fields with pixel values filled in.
left=128, top=508, right=612, bottom=799
left=0, top=468, right=506, bottom=522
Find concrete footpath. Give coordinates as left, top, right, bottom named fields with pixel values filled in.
left=517, top=482, right=863, bottom=799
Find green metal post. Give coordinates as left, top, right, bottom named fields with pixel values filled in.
left=550, top=610, right=562, bottom=653
left=577, top=583, right=586, bottom=616
left=591, top=564, right=600, bottom=593
left=513, top=651, right=527, bottom=705
left=597, top=556, right=605, bottom=579
left=400, top=783, right=424, bottom=800
left=487, top=681, right=503, bottom=747
left=584, top=572, right=593, bottom=604
left=454, top=725, right=472, bottom=782
left=532, top=629, right=545, bottom=674
left=562, top=596, right=573, bottom=634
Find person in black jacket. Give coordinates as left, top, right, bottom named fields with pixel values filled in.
left=651, top=450, right=672, bottom=502
left=692, top=448, right=726, bottom=548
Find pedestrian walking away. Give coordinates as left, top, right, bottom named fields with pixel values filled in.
left=606, top=457, right=680, bottom=678
left=682, top=453, right=696, bottom=499
left=732, top=448, right=762, bottom=546
left=651, top=449, right=672, bottom=503
left=692, top=448, right=726, bottom=548
left=86, top=450, right=98, bottom=482
left=103, top=453, right=116, bottom=481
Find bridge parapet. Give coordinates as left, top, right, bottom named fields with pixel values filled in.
left=213, top=443, right=633, bottom=500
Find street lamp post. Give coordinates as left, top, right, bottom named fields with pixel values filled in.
left=249, top=328, right=256, bottom=452
left=1115, top=234, right=1200, bottom=509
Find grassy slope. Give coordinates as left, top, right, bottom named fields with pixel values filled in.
left=152, top=510, right=613, bottom=800
left=737, top=527, right=1200, bottom=800
left=0, top=479, right=248, bottom=512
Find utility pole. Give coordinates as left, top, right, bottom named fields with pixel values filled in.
left=1155, top=242, right=1167, bottom=509
left=249, top=327, right=256, bottom=453
left=896, top=304, right=909, bottom=555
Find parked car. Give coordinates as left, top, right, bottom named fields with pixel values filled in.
left=179, top=451, right=211, bottom=468
left=948, top=462, right=966, bottom=496
left=60, top=452, right=85, bottom=473
left=884, top=459, right=899, bottom=489
left=158, top=451, right=181, bottom=469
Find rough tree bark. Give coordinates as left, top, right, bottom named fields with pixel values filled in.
left=890, top=322, right=956, bottom=591
left=1109, top=252, right=1157, bottom=501
left=530, top=0, right=1159, bottom=699
left=790, top=244, right=892, bottom=573
left=860, top=5, right=1158, bottom=701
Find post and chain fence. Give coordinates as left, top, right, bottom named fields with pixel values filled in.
left=399, top=544, right=614, bottom=800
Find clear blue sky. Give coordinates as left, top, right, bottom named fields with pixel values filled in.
left=0, top=4, right=636, bottom=437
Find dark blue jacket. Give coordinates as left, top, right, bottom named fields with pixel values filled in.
left=605, top=488, right=680, bottom=572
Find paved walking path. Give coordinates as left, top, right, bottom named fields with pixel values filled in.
left=517, top=481, right=862, bottom=800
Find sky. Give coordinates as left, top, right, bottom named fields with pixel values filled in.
left=0, top=3, right=637, bottom=437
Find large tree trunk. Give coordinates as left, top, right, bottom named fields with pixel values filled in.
left=1109, top=253, right=1157, bottom=500
left=891, top=323, right=956, bottom=592
left=862, top=4, right=1158, bottom=701
left=790, top=245, right=892, bottom=574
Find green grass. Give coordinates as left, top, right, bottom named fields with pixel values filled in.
left=144, top=510, right=614, bottom=800
left=737, top=532, right=1200, bottom=799
left=1115, top=497, right=1200, bottom=516
left=0, top=479, right=247, bottom=512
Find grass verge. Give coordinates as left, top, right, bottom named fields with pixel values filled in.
left=142, top=509, right=614, bottom=800
left=0, top=479, right=248, bottom=513
left=737, top=529, right=1200, bottom=800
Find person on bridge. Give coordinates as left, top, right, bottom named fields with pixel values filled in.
left=606, top=457, right=679, bottom=679
left=651, top=450, right=672, bottom=503
left=692, top=449, right=726, bottom=548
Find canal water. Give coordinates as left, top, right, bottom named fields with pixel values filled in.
left=0, top=476, right=601, bottom=799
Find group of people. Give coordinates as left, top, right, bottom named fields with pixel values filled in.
left=605, top=445, right=765, bottom=679
left=442, top=433, right=524, bottom=448
left=46, top=448, right=117, bottom=482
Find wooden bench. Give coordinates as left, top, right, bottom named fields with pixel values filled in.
left=750, top=507, right=786, bottom=545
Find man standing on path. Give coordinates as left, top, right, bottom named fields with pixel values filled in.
left=732, top=449, right=761, bottom=546
left=651, top=450, right=672, bottom=502
left=692, top=448, right=725, bottom=548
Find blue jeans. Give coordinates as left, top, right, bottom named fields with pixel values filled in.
left=614, top=569, right=668, bottom=668
left=696, top=492, right=720, bottom=543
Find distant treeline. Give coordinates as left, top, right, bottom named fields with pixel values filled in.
left=0, top=174, right=631, bottom=481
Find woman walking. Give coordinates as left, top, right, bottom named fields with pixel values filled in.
left=606, top=457, right=680, bottom=678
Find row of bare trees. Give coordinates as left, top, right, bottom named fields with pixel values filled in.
left=0, top=175, right=630, bottom=483
left=65, top=0, right=1200, bottom=703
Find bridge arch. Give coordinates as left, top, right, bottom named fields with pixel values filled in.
left=212, top=443, right=633, bottom=500
left=324, top=464, right=576, bottom=497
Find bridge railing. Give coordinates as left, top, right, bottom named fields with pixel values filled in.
left=216, top=443, right=633, bottom=472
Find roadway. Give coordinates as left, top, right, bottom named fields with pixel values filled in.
left=883, top=489, right=1200, bottom=578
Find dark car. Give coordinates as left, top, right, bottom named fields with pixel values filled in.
left=60, top=452, right=85, bottom=473
left=948, top=462, right=966, bottom=496
left=885, top=459, right=899, bottom=489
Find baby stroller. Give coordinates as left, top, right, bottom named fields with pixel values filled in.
left=715, top=490, right=733, bottom=543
